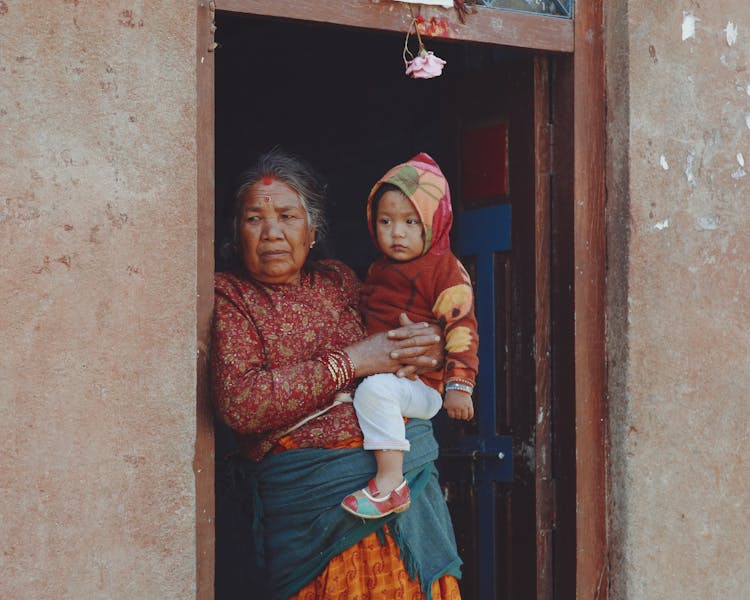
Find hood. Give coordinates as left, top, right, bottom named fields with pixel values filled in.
left=366, top=152, right=453, bottom=256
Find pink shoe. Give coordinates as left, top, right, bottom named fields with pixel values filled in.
left=341, top=479, right=411, bottom=519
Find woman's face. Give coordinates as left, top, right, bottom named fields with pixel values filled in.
left=238, top=179, right=315, bottom=285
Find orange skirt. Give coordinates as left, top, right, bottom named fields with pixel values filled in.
left=289, top=526, right=461, bottom=600
left=276, top=435, right=461, bottom=599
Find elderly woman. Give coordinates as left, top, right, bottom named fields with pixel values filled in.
left=211, top=149, right=462, bottom=599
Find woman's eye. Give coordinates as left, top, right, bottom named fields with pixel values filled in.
left=246, top=216, right=260, bottom=223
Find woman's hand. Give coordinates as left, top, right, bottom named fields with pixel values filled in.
left=388, top=313, right=444, bottom=379
left=344, top=313, right=444, bottom=379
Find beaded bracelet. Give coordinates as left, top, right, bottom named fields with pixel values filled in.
left=445, top=381, right=474, bottom=395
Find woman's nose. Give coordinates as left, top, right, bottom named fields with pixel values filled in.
left=261, top=218, right=283, bottom=239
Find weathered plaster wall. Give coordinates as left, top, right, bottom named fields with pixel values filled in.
left=607, top=1, right=750, bottom=597
left=0, top=2, right=201, bottom=597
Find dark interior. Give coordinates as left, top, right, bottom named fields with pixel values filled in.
left=213, top=11, right=547, bottom=599
left=214, top=12, right=529, bottom=278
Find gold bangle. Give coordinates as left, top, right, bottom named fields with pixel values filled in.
left=318, top=350, right=355, bottom=389
left=332, top=350, right=355, bottom=381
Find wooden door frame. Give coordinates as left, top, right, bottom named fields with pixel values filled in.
left=195, top=2, right=216, bottom=598
left=571, top=1, right=607, bottom=597
left=533, top=53, right=554, bottom=599
left=195, top=1, right=606, bottom=598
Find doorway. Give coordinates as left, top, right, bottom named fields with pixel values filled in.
left=211, top=10, right=578, bottom=600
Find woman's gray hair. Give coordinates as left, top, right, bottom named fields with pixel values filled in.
left=231, top=149, right=328, bottom=246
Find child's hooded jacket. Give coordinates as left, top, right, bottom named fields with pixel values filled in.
left=361, top=152, right=479, bottom=392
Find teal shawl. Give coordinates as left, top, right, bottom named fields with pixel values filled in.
left=244, top=419, right=462, bottom=599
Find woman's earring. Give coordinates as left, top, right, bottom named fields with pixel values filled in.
left=310, top=240, right=316, bottom=249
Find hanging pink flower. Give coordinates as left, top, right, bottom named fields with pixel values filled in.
left=405, top=48, right=447, bottom=79
left=403, top=16, right=447, bottom=79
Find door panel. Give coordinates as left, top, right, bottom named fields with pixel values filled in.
left=435, top=55, right=545, bottom=599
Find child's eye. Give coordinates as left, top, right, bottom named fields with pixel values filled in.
left=379, top=218, right=391, bottom=225
left=407, top=218, right=421, bottom=225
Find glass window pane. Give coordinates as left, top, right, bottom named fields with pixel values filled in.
left=470, top=0, right=573, bottom=18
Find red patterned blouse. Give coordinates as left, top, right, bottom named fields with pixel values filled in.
left=211, top=260, right=366, bottom=461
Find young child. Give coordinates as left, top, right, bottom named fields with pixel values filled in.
left=341, top=152, right=479, bottom=519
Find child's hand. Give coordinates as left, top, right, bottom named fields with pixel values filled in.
left=443, top=389, right=474, bottom=421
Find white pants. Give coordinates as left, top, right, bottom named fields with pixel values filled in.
left=353, top=373, right=443, bottom=452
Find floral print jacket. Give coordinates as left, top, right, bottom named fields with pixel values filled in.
left=362, top=152, right=479, bottom=392
left=211, top=261, right=365, bottom=461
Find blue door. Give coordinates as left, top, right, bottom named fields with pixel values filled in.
left=434, top=55, right=547, bottom=599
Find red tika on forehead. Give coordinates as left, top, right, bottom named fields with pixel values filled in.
left=261, top=176, right=275, bottom=186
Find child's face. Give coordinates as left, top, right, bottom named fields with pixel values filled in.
left=375, top=189, right=425, bottom=262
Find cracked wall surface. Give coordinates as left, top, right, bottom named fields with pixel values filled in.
left=0, top=2, right=200, bottom=597
left=607, top=1, right=750, bottom=598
